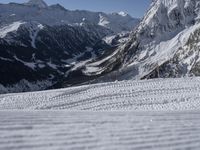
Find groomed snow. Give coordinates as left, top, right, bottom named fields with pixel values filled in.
left=1, top=77, right=200, bottom=111
left=1, top=77, right=200, bottom=149
left=1, top=111, right=200, bottom=150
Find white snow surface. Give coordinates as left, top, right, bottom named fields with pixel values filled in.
left=98, top=14, right=110, bottom=27
left=1, top=77, right=200, bottom=111
left=1, top=78, right=200, bottom=149
left=0, top=21, right=25, bottom=38
left=1, top=111, right=200, bottom=150
left=118, top=11, right=128, bottom=17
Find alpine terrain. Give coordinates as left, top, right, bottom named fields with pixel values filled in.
left=94, top=0, right=200, bottom=81
left=0, top=0, right=139, bottom=93
left=1, top=0, right=200, bottom=149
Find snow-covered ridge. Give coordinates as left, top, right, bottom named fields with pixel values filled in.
left=129, top=0, right=200, bottom=76
left=94, top=0, right=200, bottom=81
left=138, top=0, right=196, bottom=34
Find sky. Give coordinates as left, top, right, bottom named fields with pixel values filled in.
left=0, top=0, right=151, bottom=18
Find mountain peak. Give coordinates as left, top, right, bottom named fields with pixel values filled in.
left=139, top=0, right=197, bottom=31
left=118, top=11, right=128, bottom=17
left=49, top=4, right=66, bottom=10
left=25, top=0, right=48, bottom=8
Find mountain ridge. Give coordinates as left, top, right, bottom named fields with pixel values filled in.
left=24, top=0, right=48, bottom=8
left=0, top=0, right=139, bottom=33
left=89, top=0, right=200, bottom=82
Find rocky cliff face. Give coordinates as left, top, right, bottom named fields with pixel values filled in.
left=91, top=0, right=200, bottom=82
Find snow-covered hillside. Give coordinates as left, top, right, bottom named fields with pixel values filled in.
left=1, top=78, right=200, bottom=149
left=1, top=111, right=200, bottom=150
left=86, top=0, right=200, bottom=81
left=1, top=77, right=200, bottom=111
left=2, top=0, right=200, bottom=149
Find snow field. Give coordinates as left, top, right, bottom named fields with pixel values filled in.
left=1, top=77, right=200, bottom=111
left=1, top=78, right=200, bottom=149
left=0, top=111, right=200, bottom=150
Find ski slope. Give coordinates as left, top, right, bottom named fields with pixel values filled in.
left=1, top=111, right=200, bottom=150
left=1, top=77, right=200, bottom=110
left=1, top=78, right=200, bottom=150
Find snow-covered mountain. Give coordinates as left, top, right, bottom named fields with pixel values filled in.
left=0, top=0, right=139, bottom=93
left=3, top=0, right=200, bottom=93
left=85, top=0, right=200, bottom=82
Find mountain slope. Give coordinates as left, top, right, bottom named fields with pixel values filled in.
left=0, top=0, right=139, bottom=93
left=24, top=0, right=48, bottom=8
left=1, top=111, right=200, bottom=150
left=123, top=0, right=200, bottom=79
left=0, top=22, right=112, bottom=93
left=4, top=0, right=200, bottom=93
left=86, top=0, right=200, bottom=81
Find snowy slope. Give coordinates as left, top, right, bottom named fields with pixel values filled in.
left=84, top=0, right=200, bottom=80
left=1, top=78, right=200, bottom=149
left=0, top=111, right=200, bottom=150
left=121, top=0, right=200, bottom=79
left=0, top=21, right=25, bottom=38
left=1, top=77, right=200, bottom=111
left=1, top=1, right=200, bottom=149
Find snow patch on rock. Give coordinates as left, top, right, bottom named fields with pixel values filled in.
left=0, top=21, right=25, bottom=38
left=98, top=14, right=110, bottom=27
